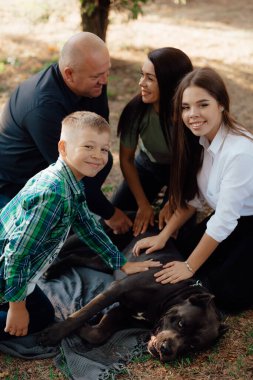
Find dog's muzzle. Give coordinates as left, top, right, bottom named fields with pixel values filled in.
left=147, top=330, right=183, bottom=362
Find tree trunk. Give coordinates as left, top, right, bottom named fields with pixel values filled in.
left=80, top=0, right=111, bottom=41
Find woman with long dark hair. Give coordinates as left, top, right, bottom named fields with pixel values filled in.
left=133, top=67, right=253, bottom=310
left=112, top=47, right=193, bottom=236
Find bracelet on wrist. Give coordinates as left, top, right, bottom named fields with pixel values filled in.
left=185, top=260, right=194, bottom=274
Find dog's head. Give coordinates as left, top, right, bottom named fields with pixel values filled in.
left=147, top=293, right=227, bottom=362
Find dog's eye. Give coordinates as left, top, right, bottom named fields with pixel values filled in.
left=178, top=320, right=184, bottom=328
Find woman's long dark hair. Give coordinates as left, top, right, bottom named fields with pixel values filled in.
left=117, top=47, right=193, bottom=147
left=169, top=66, right=251, bottom=211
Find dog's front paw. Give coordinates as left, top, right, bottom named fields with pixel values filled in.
left=38, top=324, right=65, bottom=346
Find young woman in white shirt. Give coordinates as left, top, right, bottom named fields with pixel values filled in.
left=133, top=67, right=253, bottom=310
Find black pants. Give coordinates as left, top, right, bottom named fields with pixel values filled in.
left=176, top=214, right=253, bottom=311
left=112, top=151, right=170, bottom=211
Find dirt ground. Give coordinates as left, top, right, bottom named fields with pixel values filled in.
left=0, top=0, right=253, bottom=379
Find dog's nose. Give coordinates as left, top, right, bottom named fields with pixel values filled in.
left=160, top=340, right=174, bottom=357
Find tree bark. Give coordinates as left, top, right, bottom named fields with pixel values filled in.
left=80, top=0, right=111, bottom=41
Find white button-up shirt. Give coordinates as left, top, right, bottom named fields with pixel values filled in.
left=188, top=124, right=253, bottom=242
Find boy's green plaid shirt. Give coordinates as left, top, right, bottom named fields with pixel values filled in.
left=0, top=158, right=126, bottom=304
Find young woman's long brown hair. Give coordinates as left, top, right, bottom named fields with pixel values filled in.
left=169, top=66, right=251, bottom=211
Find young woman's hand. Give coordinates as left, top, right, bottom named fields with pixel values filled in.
left=132, top=234, right=167, bottom=256
left=5, top=301, right=30, bottom=337
left=133, top=203, right=154, bottom=236
left=154, top=261, right=194, bottom=284
left=121, top=259, right=162, bottom=275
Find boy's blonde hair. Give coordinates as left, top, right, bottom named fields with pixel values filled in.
left=60, top=111, right=110, bottom=140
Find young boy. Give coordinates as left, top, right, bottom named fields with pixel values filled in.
left=0, top=111, right=160, bottom=340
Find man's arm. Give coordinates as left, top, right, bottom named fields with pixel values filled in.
left=24, top=105, right=64, bottom=164
left=83, top=152, right=115, bottom=219
left=84, top=152, right=133, bottom=231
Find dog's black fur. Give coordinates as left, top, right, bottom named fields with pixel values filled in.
left=40, top=232, right=227, bottom=362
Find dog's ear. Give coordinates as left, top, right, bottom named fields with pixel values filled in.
left=218, top=322, right=229, bottom=336
left=189, top=293, right=215, bottom=308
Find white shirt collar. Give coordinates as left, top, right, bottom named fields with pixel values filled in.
left=199, top=124, right=228, bottom=156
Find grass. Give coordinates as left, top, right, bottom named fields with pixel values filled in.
left=115, top=310, right=253, bottom=380
left=1, top=312, right=251, bottom=379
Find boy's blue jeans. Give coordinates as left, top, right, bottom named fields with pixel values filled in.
left=0, top=285, right=55, bottom=340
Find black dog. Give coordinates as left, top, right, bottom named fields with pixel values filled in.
left=40, top=233, right=227, bottom=362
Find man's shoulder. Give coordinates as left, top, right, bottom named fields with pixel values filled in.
left=7, top=64, right=68, bottom=121
left=20, top=64, right=61, bottom=100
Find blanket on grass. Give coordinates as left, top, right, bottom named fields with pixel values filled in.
left=0, top=266, right=149, bottom=380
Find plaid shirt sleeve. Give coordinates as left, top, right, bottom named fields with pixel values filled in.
left=2, top=190, right=63, bottom=302
left=73, top=200, right=127, bottom=270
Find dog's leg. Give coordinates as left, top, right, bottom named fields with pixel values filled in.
left=39, top=281, right=122, bottom=346
left=78, top=305, right=130, bottom=345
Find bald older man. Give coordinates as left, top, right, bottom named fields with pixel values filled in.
left=0, top=32, right=132, bottom=234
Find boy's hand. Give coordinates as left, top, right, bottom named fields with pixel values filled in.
left=5, top=301, right=29, bottom=337
left=121, top=260, right=162, bottom=275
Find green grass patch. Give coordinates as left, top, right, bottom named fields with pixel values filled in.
left=3, top=354, right=13, bottom=365
left=0, top=61, right=6, bottom=73
left=131, top=353, right=151, bottom=363
left=102, top=184, right=115, bottom=194
left=171, top=354, right=194, bottom=368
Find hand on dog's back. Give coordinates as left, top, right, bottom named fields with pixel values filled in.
left=132, top=234, right=167, bottom=256
left=121, top=259, right=162, bottom=275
